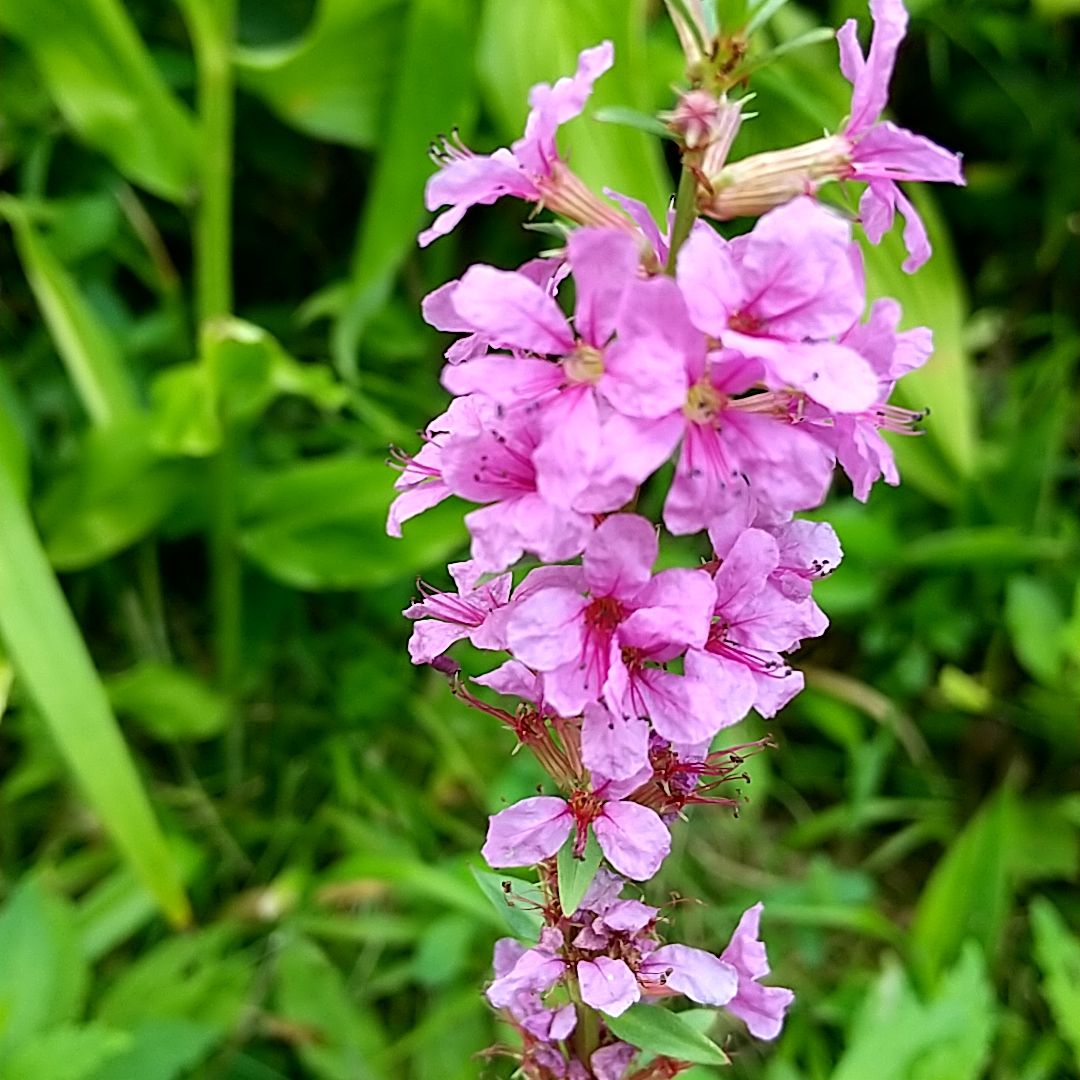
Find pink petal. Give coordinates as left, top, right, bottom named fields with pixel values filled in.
left=534, top=385, right=603, bottom=509
left=506, top=588, right=588, bottom=671
left=582, top=700, right=651, bottom=782
left=576, top=957, right=641, bottom=1017
left=592, top=1042, right=637, bottom=1080
left=594, top=801, right=671, bottom=881
left=441, top=355, right=562, bottom=403
left=487, top=947, right=567, bottom=1008
left=854, top=121, right=965, bottom=185
left=568, top=227, right=640, bottom=347
left=600, top=899, right=658, bottom=933
left=727, top=333, right=879, bottom=413
left=452, top=265, right=573, bottom=354
left=677, top=225, right=744, bottom=336
left=583, top=514, right=657, bottom=601
left=482, top=796, right=572, bottom=868
left=846, top=0, right=908, bottom=135
left=645, top=944, right=739, bottom=1006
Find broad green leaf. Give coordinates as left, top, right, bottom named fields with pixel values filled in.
left=469, top=867, right=545, bottom=939
left=605, top=1004, right=730, bottom=1067
left=36, top=418, right=189, bottom=571
left=0, top=0, right=196, bottom=200
left=273, top=936, right=389, bottom=1080
left=910, top=787, right=1013, bottom=987
left=203, top=317, right=347, bottom=423
left=1005, top=576, right=1067, bottom=685
left=332, top=0, right=475, bottom=370
left=107, top=662, right=231, bottom=742
left=97, top=927, right=250, bottom=1031
left=148, top=365, right=221, bottom=457
left=0, top=881, right=89, bottom=1057
left=238, top=454, right=466, bottom=590
left=235, top=0, right=406, bottom=148
left=557, top=831, right=602, bottom=917
left=831, top=944, right=995, bottom=1080
left=412, top=914, right=477, bottom=987
left=0, top=458, right=189, bottom=926
left=83, top=1019, right=220, bottom=1080
left=0, top=1024, right=129, bottom=1080
left=0, top=198, right=139, bottom=427
left=1030, top=897, right=1080, bottom=1070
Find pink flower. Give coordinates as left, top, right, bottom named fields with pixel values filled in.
left=419, top=43, right=625, bottom=246
left=691, top=528, right=829, bottom=723
left=838, top=0, right=965, bottom=271
left=505, top=515, right=714, bottom=777
left=481, top=779, right=672, bottom=881
left=677, top=200, right=880, bottom=414
left=403, top=561, right=511, bottom=664
left=720, top=903, right=795, bottom=1039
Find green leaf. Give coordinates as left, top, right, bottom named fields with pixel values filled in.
left=203, top=317, right=347, bottom=424
left=331, top=0, right=476, bottom=370
left=36, top=419, right=189, bottom=571
left=273, top=936, right=389, bottom=1080
left=605, top=1004, right=730, bottom=1067
left=557, top=831, right=602, bottom=917
left=0, top=198, right=139, bottom=427
left=469, top=867, right=545, bottom=939
left=97, top=927, right=250, bottom=1031
left=0, top=0, right=196, bottom=200
left=0, top=1024, right=130, bottom=1080
left=0, top=458, right=190, bottom=927
left=1030, top=897, right=1080, bottom=1070
left=82, top=1019, right=220, bottom=1080
left=0, top=881, right=89, bottom=1058
left=148, top=365, right=222, bottom=457
left=234, top=0, right=406, bottom=149
left=831, top=944, right=995, bottom=1080
left=593, top=105, right=674, bottom=140
left=238, top=454, right=466, bottom=590
left=910, top=787, right=1014, bottom=987
left=1005, top=576, right=1067, bottom=685
left=106, top=662, right=231, bottom=742
left=413, top=914, right=477, bottom=987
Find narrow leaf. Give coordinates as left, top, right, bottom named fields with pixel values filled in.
left=470, top=867, right=545, bottom=939
left=1, top=199, right=139, bottom=426
left=557, top=831, right=602, bottom=917
left=0, top=453, right=189, bottom=926
left=1030, top=897, right=1080, bottom=1070
left=605, top=1004, right=730, bottom=1067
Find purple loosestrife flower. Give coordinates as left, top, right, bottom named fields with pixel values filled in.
left=505, top=514, right=715, bottom=778
left=482, top=775, right=672, bottom=881
left=403, top=561, right=510, bottom=664
left=838, top=0, right=966, bottom=271
left=719, top=902, right=795, bottom=1039
left=442, top=227, right=690, bottom=513
left=419, top=43, right=631, bottom=246
left=677, top=198, right=880, bottom=413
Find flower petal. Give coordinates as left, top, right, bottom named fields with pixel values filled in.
left=594, top=801, right=671, bottom=881
left=644, top=944, right=738, bottom=1007
left=482, top=796, right=572, bottom=868
left=577, top=957, right=641, bottom=1017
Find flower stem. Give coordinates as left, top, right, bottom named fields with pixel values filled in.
left=567, top=973, right=602, bottom=1064
left=665, top=163, right=699, bottom=275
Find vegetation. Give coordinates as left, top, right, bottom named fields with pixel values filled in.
left=0, top=1, right=1077, bottom=1077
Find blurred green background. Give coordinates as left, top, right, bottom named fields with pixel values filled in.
left=0, top=0, right=1078, bottom=1077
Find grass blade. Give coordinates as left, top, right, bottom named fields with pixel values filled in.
left=0, top=450, right=189, bottom=927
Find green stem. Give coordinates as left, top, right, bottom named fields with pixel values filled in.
left=181, top=0, right=240, bottom=695
left=184, top=0, right=235, bottom=323
left=665, top=163, right=699, bottom=275
left=567, top=974, right=602, bottom=1063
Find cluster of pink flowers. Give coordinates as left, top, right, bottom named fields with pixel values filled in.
left=391, top=0, right=961, bottom=1075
